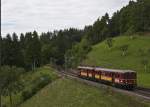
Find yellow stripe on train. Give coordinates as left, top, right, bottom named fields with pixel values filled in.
left=101, top=76, right=112, bottom=81
left=95, top=75, right=100, bottom=79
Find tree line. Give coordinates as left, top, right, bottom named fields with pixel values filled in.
left=0, top=28, right=84, bottom=70
left=65, top=0, right=150, bottom=67
left=0, top=0, right=150, bottom=69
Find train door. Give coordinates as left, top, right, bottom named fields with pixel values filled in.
left=112, top=73, right=115, bottom=85
left=88, top=70, right=93, bottom=79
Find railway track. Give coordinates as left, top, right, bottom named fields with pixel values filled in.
left=134, top=87, right=150, bottom=99
left=58, top=70, right=150, bottom=101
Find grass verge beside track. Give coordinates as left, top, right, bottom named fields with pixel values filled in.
left=20, top=78, right=150, bottom=107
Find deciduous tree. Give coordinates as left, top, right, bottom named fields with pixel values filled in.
left=120, top=45, right=129, bottom=56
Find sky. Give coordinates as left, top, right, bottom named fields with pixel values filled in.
left=1, top=0, right=132, bottom=36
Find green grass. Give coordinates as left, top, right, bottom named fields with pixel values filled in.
left=2, top=65, right=59, bottom=107
left=83, top=35, right=150, bottom=88
left=22, top=65, right=59, bottom=89
left=20, top=78, right=150, bottom=107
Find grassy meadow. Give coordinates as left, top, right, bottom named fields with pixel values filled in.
left=83, top=35, right=150, bottom=88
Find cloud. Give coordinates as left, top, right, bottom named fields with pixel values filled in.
left=1, top=0, right=131, bottom=36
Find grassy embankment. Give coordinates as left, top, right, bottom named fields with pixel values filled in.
left=2, top=65, right=59, bottom=107
left=20, top=78, right=150, bottom=107
left=83, top=35, right=150, bottom=88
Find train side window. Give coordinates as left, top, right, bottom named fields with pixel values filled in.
left=119, top=73, right=123, bottom=78
left=115, top=74, right=117, bottom=78
left=109, top=73, right=111, bottom=77
left=116, top=73, right=119, bottom=78
left=107, top=73, right=109, bottom=76
left=110, top=73, right=112, bottom=76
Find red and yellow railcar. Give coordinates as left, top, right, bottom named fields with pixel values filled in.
left=78, top=66, right=94, bottom=79
left=78, top=66, right=137, bottom=90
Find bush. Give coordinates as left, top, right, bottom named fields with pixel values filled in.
left=119, top=44, right=129, bottom=56
left=22, top=90, right=34, bottom=101
left=2, top=104, right=7, bottom=107
left=148, top=48, right=150, bottom=54
left=22, top=75, right=52, bottom=101
left=34, top=75, right=52, bottom=91
left=138, top=48, right=145, bottom=56
left=30, top=74, right=52, bottom=94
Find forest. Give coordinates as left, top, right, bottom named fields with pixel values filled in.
left=1, top=0, right=149, bottom=69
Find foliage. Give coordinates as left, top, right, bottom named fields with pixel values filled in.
left=66, top=0, right=150, bottom=67
left=105, top=38, right=114, bottom=49
left=65, top=38, right=92, bottom=68
left=1, top=0, right=150, bottom=69
left=0, top=67, right=7, bottom=107
left=138, top=48, right=146, bottom=56
left=141, top=58, right=149, bottom=72
left=1, top=66, right=58, bottom=107
left=22, top=74, right=51, bottom=101
left=119, top=44, right=129, bottom=56
left=1, top=66, right=24, bottom=107
left=1, top=29, right=84, bottom=70
left=84, top=35, right=150, bottom=88
left=22, top=90, right=33, bottom=101
left=148, top=48, right=150, bottom=54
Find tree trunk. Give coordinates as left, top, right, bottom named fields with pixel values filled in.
left=32, top=63, right=34, bottom=71
left=9, top=92, right=13, bottom=107
left=122, top=51, right=125, bottom=56
left=0, top=45, right=1, bottom=66
left=33, top=60, right=36, bottom=71
left=0, top=94, right=2, bottom=107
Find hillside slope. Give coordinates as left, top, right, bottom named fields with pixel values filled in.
left=83, top=35, right=150, bottom=88
left=2, top=66, right=59, bottom=107
left=20, top=78, right=150, bottom=107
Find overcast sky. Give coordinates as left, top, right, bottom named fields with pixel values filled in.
left=1, top=0, right=131, bottom=36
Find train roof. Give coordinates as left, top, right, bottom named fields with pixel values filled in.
left=95, top=67, right=136, bottom=73
left=77, top=66, right=94, bottom=70
left=78, top=66, right=136, bottom=73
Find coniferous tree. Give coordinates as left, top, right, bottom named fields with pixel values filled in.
left=0, top=35, right=2, bottom=66
left=11, top=33, right=24, bottom=67
left=3, top=34, right=13, bottom=66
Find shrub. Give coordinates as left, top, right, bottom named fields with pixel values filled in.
left=35, top=75, right=51, bottom=91
left=105, top=38, right=114, bottom=49
left=22, top=90, right=33, bottom=101
left=148, top=48, right=150, bottom=54
left=22, top=75, right=52, bottom=101
left=141, top=58, right=149, bottom=72
left=138, top=48, right=145, bottom=56
left=2, top=104, right=7, bottom=107
left=30, top=74, right=52, bottom=94
left=119, top=44, right=129, bottom=56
